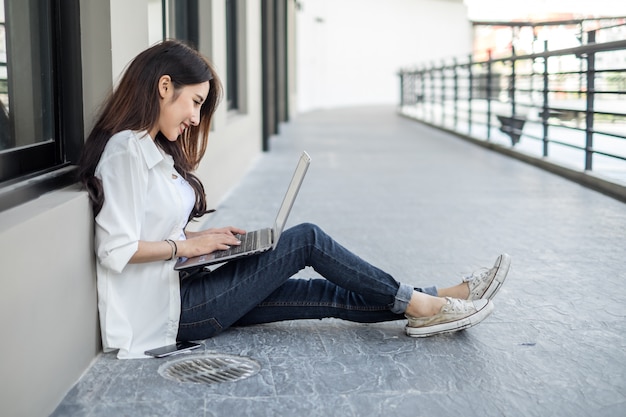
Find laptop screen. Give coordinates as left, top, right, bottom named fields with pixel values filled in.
left=272, top=151, right=311, bottom=248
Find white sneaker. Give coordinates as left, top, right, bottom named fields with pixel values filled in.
left=464, top=253, right=511, bottom=301
left=405, top=297, right=494, bottom=337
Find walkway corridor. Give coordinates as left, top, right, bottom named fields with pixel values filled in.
left=52, top=106, right=626, bottom=417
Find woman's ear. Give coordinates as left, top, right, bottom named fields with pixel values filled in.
left=158, top=75, right=172, bottom=99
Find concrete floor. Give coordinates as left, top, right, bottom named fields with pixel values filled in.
left=51, top=106, right=626, bottom=417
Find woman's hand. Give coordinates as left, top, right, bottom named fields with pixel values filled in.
left=130, top=226, right=247, bottom=264
left=179, top=226, right=246, bottom=258
left=186, top=226, right=246, bottom=238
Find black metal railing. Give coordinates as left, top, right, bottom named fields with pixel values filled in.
left=398, top=26, right=626, bottom=183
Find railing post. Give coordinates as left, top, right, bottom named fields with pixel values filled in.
left=585, top=30, right=596, bottom=171
left=511, top=45, right=516, bottom=117
left=399, top=72, right=405, bottom=107
left=578, top=21, right=584, bottom=99
left=420, top=67, right=425, bottom=116
left=453, top=57, right=458, bottom=129
left=542, top=40, right=549, bottom=157
left=410, top=71, right=415, bottom=107
left=468, top=54, right=473, bottom=134
left=441, top=60, right=446, bottom=126
left=430, top=62, right=435, bottom=122
left=486, top=49, right=492, bottom=140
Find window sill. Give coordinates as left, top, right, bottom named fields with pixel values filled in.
left=0, top=165, right=78, bottom=212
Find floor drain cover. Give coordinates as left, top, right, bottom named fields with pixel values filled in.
left=158, top=354, right=261, bottom=385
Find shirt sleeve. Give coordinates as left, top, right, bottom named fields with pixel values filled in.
left=94, top=138, right=148, bottom=274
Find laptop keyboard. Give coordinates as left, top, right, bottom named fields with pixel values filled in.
left=211, top=229, right=272, bottom=259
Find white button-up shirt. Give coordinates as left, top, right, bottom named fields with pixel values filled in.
left=94, top=130, right=193, bottom=359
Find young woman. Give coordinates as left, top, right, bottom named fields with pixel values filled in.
left=79, top=40, right=511, bottom=359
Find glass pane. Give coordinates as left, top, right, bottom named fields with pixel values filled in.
left=226, top=0, right=238, bottom=110
left=0, top=0, right=54, bottom=152
left=0, top=1, right=9, bottom=150
left=168, top=0, right=198, bottom=47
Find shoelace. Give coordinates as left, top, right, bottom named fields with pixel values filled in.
left=443, top=297, right=472, bottom=313
left=462, top=267, right=491, bottom=283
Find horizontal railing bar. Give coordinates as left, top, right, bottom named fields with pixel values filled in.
left=548, top=138, right=587, bottom=151
left=471, top=17, right=626, bottom=28
left=594, top=149, right=626, bottom=161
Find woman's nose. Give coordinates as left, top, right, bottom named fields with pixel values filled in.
left=190, top=112, right=200, bottom=126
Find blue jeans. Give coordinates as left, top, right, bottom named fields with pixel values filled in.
left=177, top=223, right=437, bottom=341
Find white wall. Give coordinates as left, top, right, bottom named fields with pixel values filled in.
left=0, top=187, right=98, bottom=417
left=296, top=0, right=471, bottom=111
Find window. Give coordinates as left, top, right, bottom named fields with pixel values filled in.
left=0, top=0, right=83, bottom=211
left=225, top=0, right=238, bottom=110
left=165, top=0, right=199, bottom=49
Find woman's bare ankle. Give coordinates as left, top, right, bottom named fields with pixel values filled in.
left=438, top=282, right=470, bottom=299
left=405, top=292, right=446, bottom=317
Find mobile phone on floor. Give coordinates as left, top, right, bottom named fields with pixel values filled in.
left=145, top=341, right=202, bottom=358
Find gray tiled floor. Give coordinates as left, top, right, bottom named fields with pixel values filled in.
left=51, top=106, right=626, bottom=417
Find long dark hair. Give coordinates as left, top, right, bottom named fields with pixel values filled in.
left=78, top=39, right=223, bottom=220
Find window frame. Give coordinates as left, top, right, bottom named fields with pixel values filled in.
left=0, top=0, right=83, bottom=212
left=225, top=0, right=239, bottom=111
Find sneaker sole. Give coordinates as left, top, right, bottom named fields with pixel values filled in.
left=405, top=300, right=494, bottom=337
left=477, top=253, right=511, bottom=301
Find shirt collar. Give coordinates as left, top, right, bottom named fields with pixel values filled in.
left=136, top=132, right=168, bottom=170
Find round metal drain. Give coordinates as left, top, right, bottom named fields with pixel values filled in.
left=158, top=353, right=260, bottom=385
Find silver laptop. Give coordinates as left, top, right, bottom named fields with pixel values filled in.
left=174, top=151, right=311, bottom=270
